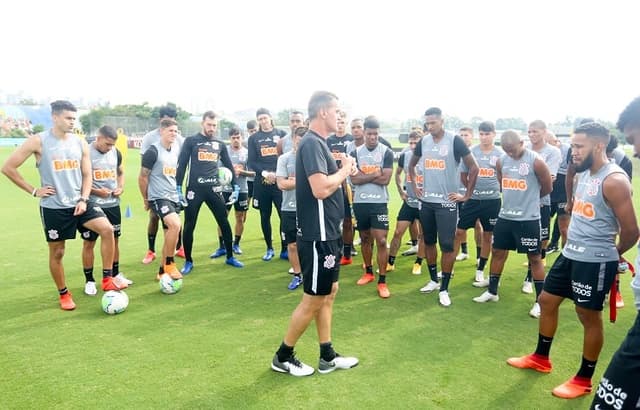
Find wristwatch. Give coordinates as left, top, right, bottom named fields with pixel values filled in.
left=78, top=197, right=89, bottom=203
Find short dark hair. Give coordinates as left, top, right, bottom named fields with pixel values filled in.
left=246, top=120, right=257, bottom=129
left=617, top=96, right=640, bottom=131
left=290, top=110, right=304, bottom=118
left=50, top=100, right=76, bottom=115
left=98, top=125, right=117, bottom=140
left=478, top=121, right=495, bottom=133
left=574, top=122, right=609, bottom=143
left=529, top=120, right=546, bottom=130
left=409, top=131, right=422, bottom=140
left=228, top=126, right=241, bottom=137
left=459, top=126, right=473, bottom=133
left=308, top=91, right=338, bottom=119
left=424, top=107, right=442, bottom=117
left=160, top=118, right=178, bottom=128
left=202, top=110, right=217, bottom=121
left=159, top=105, right=178, bottom=119
left=578, top=117, right=595, bottom=126
left=363, top=116, right=380, bottom=130
left=256, top=107, right=271, bottom=118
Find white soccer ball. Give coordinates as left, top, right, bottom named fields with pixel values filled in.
left=101, top=290, right=129, bottom=314
left=218, top=167, right=233, bottom=186
left=159, top=274, right=183, bottom=295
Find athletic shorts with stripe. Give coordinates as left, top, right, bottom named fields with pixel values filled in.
left=590, top=312, right=640, bottom=410
left=540, top=204, right=551, bottom=241
left=492, top=218, right=541, bottom=254
left=419, top=201, right=458, bottom=252
left=298, top=239, right=341, bottom=296
left=544, top=253, right=617, bottom=311
left=457, top=198, right=500, bottom=231
left=280, top=211, right=297, bottom=245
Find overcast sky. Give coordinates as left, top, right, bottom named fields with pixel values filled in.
left=2, top=0, right=638, bottom=123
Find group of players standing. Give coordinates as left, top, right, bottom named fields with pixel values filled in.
left=3, top=94, right=640, bottom=407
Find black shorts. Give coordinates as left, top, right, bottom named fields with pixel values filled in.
left=544, top=254, right=617, bottom=311
left=540, top=204, right=551, bottom=241
left=298, top=239, right=341, bottom=296
left=591, top=313, right=640, bottom=410
left=550, top=201, right=568, bottom=218
left=353, top=203, right=389, bottom=231
left=343, top=186, right=352, bottom=219
left=40, top=205, right=107, bottom=242
left=280, top=211, right=297, bottom=244
left=149, top=199, right=182, bottom=229
left=247, top=180, right=254, bottom=199
left=457, top=199, right=501, bottom=231
left=221, top=191, right=249, bottom=211
left=550, top=173, right=567, bottom=203
left=252, top=177, right=282, bottom=211
left=79, top=205, right=121, bottom=241
left=419, top=201, right=458, bottom=252
left=397, top=202, right=420, bottom=222
left=492, top=218, right=541, bottom=254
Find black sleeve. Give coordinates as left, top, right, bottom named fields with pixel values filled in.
left=116, top=148, right=122, bottom=167
left=382, top=148, right=394, bottom=169
left=379, top=136, right=392, bottom=149
left=620, top=156, right=633, bottom=180
left=300, top=138, right=328, bottom=177
left=141, top=145, right=158, bottom=170
left=397, top=152, right=405, bottom=169
left=413, top=139, right=422, bottom=158
left=453, top=136, right=471, bottom=163
left=219, top=142, right=237, bottom=186
left=176, top=136, right=194, bottom=186
left=247, top=134, right=261, bottom=176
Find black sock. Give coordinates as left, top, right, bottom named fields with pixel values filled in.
left=534, top=280, right=544, bottom=299
left=234, top=235, right=241, bottom=246
left=478, top=257, right=488, bottom=271
left=461, top=242, right=468, bottom=254
left=102, top=269, right=113, bottom=279
left=534, top=333, right=553, bottom=357
left=113, top=261, right=119, bottom=276
left=378, top=275, right=386, bottom=284
left=441, top=272, right=452, bottom=291
left=411, top=239, right=418, bottom=246
left=158, top=266, right=164, bottom=274
left=319, top=342, right=336, bottom=361
left=489, top=274, right=500, bottom=295
left=343, top=244, right=352, bottom=258
left=576, top=356, right=597, bottom=379
left=525, top=266, right=532, bottom=282
left=476, top=246, right=482, bottom=260
left=388, top=255, right=396, bottom=266
left=83, top=268, right=95, bottom=283
left=165, top=257, right=174, bottom=265
left=281, top=241, right=287, bottom=254
left=428, top=264, right=438, bottom=282
left=147, top=234, right=156, bottom=253
left=366, top=266, right=373, bottom=274
left=58, top=287, right=69, bottom=295
left=276, top=342, right=295, bottom=362
left=219, top=236, right=224, bottom=249
left=294, top=273, right=301, bottom=278
left=415, top=257, right=423, bottom=265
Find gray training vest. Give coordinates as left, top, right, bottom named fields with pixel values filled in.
left=353, top=143, right=390, bottom=204
left=147, top=141, right=180, bottom=202
left=401, top=150, right=420, bottom=209
left=89, top=144, right=119, bottom=207
left=38, top=130, right=84, bottom=209
left=276, top=151, right=296, bottom=211
left=529, top=142, right=561, bottom=206
left=229, top=146, right=249, bottom=194
left=419, top=131, right=459, bottom=204
left=498, top=149, right=541, bottom=221
left=461, top=144, right=503, bottom=200
left=562, top=162, right=624, bottom=262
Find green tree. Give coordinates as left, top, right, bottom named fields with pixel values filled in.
left=80, top=102, right=191, bottom=133
left=32, top=124, right=45, bottom=133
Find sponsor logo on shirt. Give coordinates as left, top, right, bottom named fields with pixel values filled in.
left=53, top=159, right=79, bottom=171
left=572, top=199, right=596, bottom=219
left=93, top=169, right=116, bottom=180
left=198, top=151, right=219, bottom=162
left=478, top=168, right=495, bottom=177
left=260, top=146, right=278, bottom=156
left=424, top=159, right=445, bottom=170
left=502, top=178, right=527, bottom=190
left=163, top=166, right=176, bottom=177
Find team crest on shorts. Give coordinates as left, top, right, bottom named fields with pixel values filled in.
left=48, top=229, right=59, bottom=240
left=518, top=162, right=530, bottom=176
left=323, top=254, right=336, bottom=269
left=587, top=178, right=601, bottom=196
left=82, top=231, right=91, bottom=239
left=161, top=205, right=169, bottom=214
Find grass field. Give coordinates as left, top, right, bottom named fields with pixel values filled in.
left=1, top=145, right=638, bottom=409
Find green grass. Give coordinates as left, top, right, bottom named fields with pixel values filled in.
left=1, top=146, right=638, bottom=409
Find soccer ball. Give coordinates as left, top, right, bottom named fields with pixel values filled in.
left=159, top=274, right=183, bottom=295
left=101, top=290, right=129, bottom=314
left=218, top=167, right=233, bottom=186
